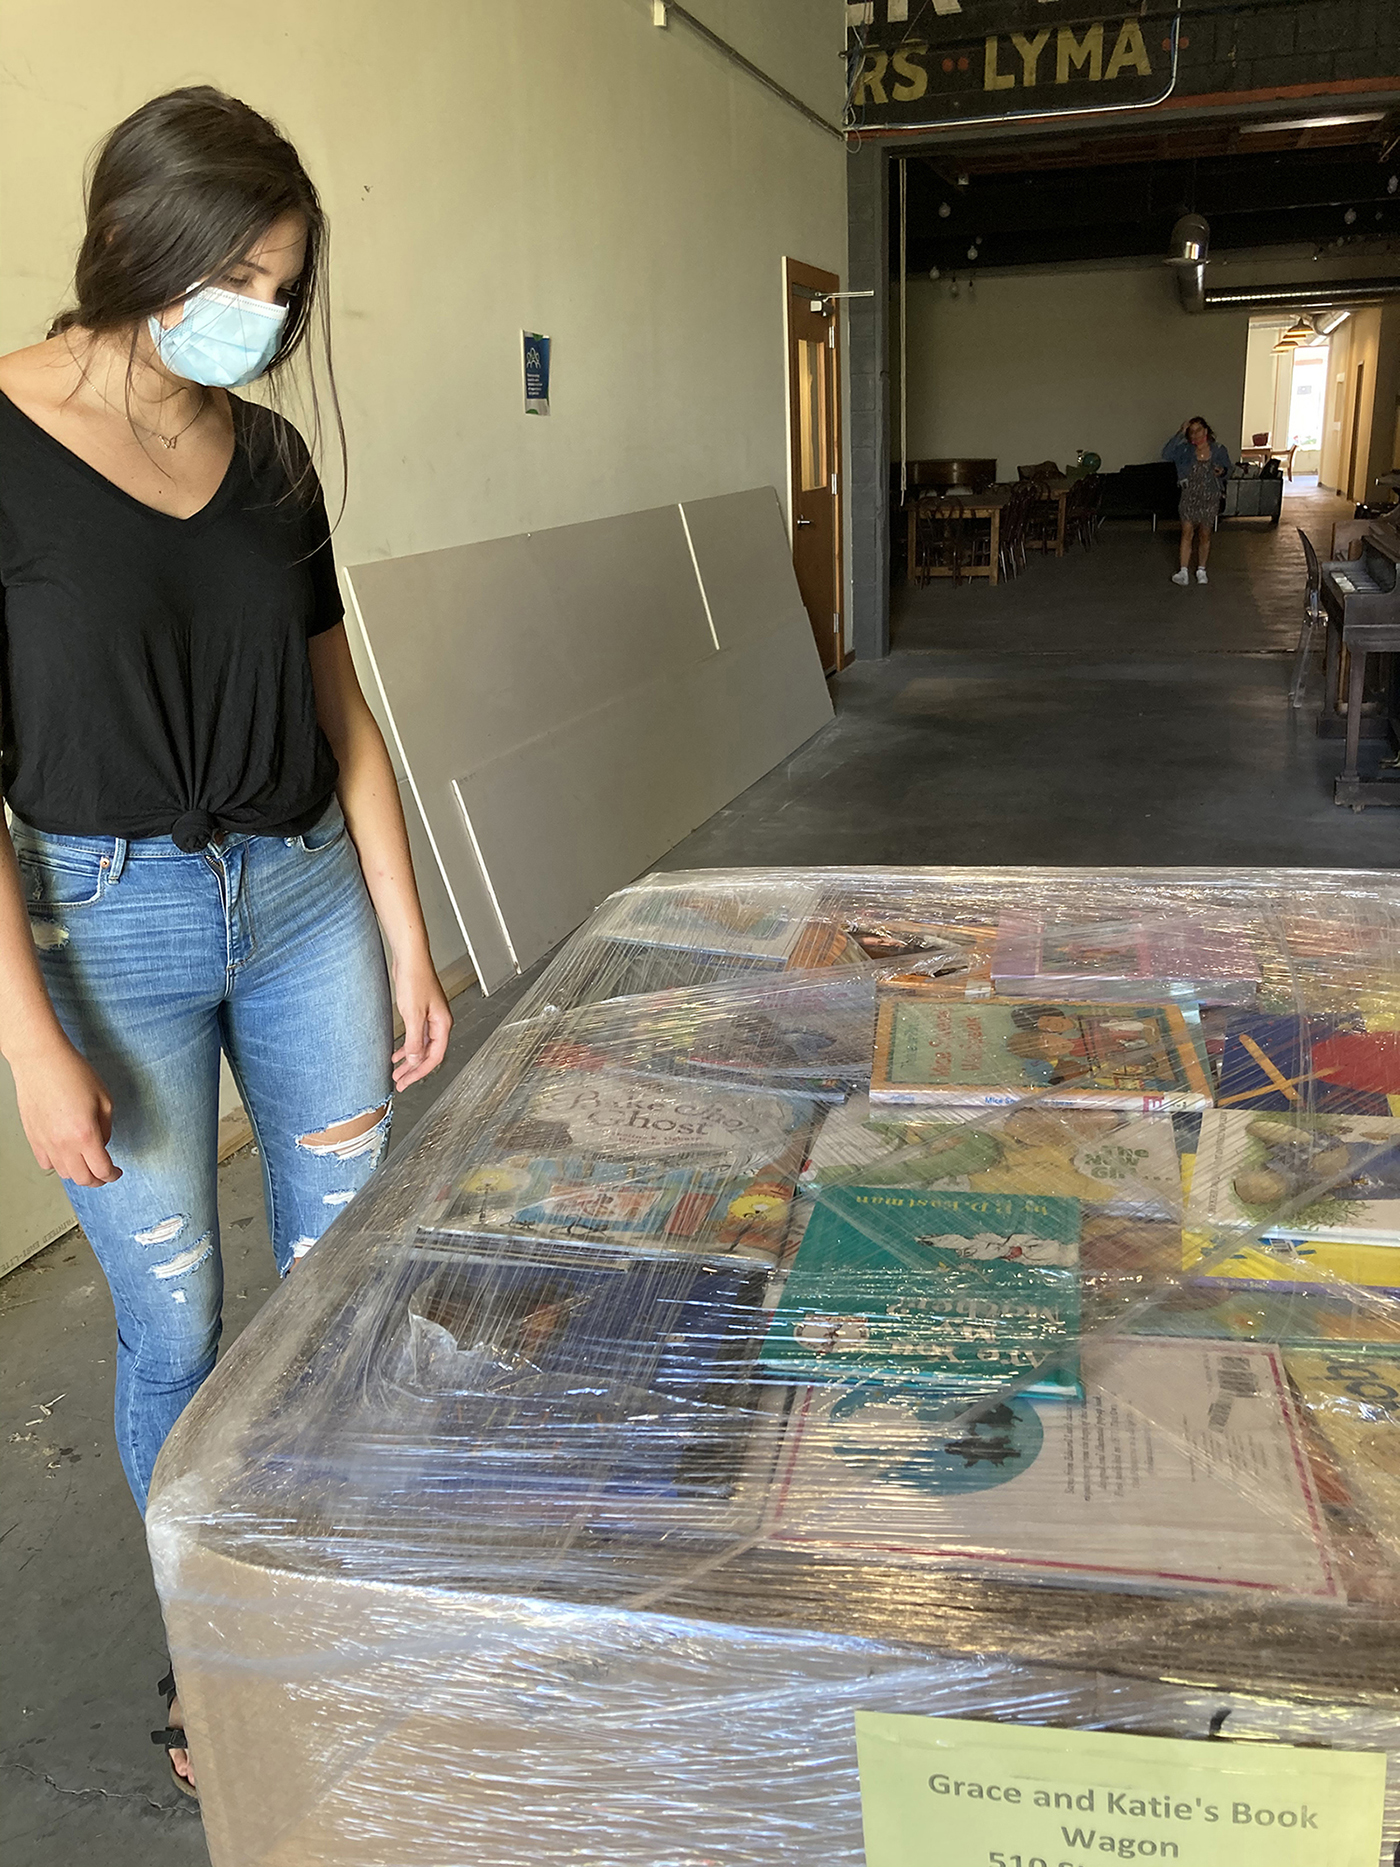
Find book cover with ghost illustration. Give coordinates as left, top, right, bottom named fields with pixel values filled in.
left=761, top=1186, right=1081, bottom=1396
left=425, top=1070, right=816, bottom=1268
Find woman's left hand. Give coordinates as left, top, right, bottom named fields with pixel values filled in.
left=391, top=948, right=453, bottom=1091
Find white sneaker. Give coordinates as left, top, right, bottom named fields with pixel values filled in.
left=1196, top=567, right=1209, bottom=585
left=1171, top=568, right=1190, bottom=585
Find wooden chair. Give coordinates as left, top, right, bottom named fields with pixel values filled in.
left=998, top=481, right=1035, bottom=579
left=1066, top=472, right=1103, bottom=550
left=1023, top=479, right=1060, bottom=555
left=1289, top=527, right=1327, bottom=708
left=914, top=496, right=969, bottom=587
left=966, top=510, right=995, bottom=578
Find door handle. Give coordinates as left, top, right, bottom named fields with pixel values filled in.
left=795, top=517, right=813, bottom=528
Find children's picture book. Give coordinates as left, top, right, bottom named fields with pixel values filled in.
left=543, top=936, right=783, bottom=1011
left=642, top=981, right=878, bottom=1100
left=846, top=919, right=997, bottom=997
left=427, top=1071, right=815, bottom=1267
left=238, top=1245, right=777, bottom=1521
left=1218, top=1014, right=1400, bottom=1118
left=1185, top=1110, right=1400, bottom=1246
left=787, top=920, right=869, bottom=971
left=764, top=1337, right=1341, bottom=1600
left=799, top=1095, right=1181, bottom=1218
left=990, top=916, right=1259, bottom=1007
left=1179, top=1110, right=1400, bottom=1294
left=1134, top=1283, right=1400, bottom=1350
left=1286, top=1350, right=1400, bottom=1557
left=869, top=997, right=1213, bottom=1112
left=599, top=884, right=820, bottom=965
left=762, top=1187, right=1081, bottom=1398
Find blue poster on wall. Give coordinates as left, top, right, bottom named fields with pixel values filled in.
left=523, top=332, right=551, bottom=416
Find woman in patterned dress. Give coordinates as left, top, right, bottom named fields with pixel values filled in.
left=1162, top=416, right=1231, bottom=586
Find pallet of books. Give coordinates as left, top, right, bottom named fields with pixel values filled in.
left=147, top=868, right=1400, bottom=1867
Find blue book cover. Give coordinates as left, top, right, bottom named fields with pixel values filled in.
left=245, top=1252, right=769, bottom=1507
left=1218, top=1014, right=1399, bottom=1117
left=762, top=1187, right=1081, bottom=1398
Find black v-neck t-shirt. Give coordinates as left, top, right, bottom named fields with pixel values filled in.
left=0, top=390, right=342, bottom=850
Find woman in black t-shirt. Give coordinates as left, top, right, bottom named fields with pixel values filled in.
left=0, top=88, right=452, bottom=1794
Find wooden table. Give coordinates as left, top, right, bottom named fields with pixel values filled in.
left=905, top=480, right=1073, bottom=587
left=1319, top=589, right=1400, bottom=809
left=1239, top=444, right=1297, bottom=479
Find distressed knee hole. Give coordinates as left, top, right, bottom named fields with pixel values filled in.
left=150, top=1232, right=214, bottom=1280
left=322, top=1189, right=357, bottom=1207
left=296, top=1102, right=390, bottom=1161
left=134, top=1214, right=186, bottom=1247
left=30, top=920, right=69, bottom=951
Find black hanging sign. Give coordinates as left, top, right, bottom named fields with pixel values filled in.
left=846, top=0, right=1182, bottom=129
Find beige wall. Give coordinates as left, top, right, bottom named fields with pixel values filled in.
left=1, top=0, right=846, bottom=561
left=1, top=0, right=847, bottom=970
left=0, top=0, right=848, bottom=1268
left=1328, top=308, right=1380, bottom=500
left=896, top=261, right=1250, bottom=476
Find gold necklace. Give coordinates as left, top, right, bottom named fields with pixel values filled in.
left=94, top=382, right=209, bottom=451
left=137, top=387, right=209, bottom=451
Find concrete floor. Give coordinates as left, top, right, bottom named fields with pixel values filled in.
left=659, top=479, right=1396, bottom=871
left=1, top=479, right=1394, bottom=1865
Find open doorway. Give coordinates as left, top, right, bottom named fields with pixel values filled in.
left=1286, top=347, right=1328, bottom=476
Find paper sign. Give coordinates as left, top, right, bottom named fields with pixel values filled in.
left=523, top=331, right=550, bottom=415
left=855, top=1713, right=1386, bottom=1867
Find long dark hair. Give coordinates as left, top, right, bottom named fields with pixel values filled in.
left=1186, top=416, right=1217, bottom=445
left=50, top=86, right=343, bottom=506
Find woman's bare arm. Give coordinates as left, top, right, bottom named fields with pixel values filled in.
left=0, top=814, right=121, bottom=1185
left=308, top=623, right=452, bottom=1092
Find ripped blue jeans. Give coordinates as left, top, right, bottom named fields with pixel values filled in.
left=11, top=798, right=394, bottom=1511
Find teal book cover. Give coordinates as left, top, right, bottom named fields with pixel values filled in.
left=764, top=1188, right=1081, bottom=1397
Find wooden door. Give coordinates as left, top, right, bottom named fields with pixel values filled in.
left=1346, top=361, right=1366, bottom=501
left=786, top=258, right=844, bottom=673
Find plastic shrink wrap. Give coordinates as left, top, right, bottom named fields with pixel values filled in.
left=146, top=868, right=1400, bottom=1866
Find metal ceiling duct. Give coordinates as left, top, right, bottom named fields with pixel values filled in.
left=1167, top=213, right=1209, bottom=313
left=1203, top=276, right=1400, bottom=310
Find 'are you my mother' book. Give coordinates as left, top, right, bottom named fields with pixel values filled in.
left=762, top=1187, right=1081, bottom=1398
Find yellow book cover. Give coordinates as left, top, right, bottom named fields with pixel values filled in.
left=1286, top=1350, right=1400, bottom=1553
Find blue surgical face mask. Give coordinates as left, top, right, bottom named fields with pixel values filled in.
left=147, top=282, right=288, bottom=388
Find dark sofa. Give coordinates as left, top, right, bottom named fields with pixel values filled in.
left=1099, top=460, right=1180, bottom=526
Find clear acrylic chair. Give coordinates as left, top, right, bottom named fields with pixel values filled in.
left=1289, top=528, right=1326, bottom=708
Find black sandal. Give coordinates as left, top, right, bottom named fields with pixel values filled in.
left=151, top=1666, right=199, bottom=1801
